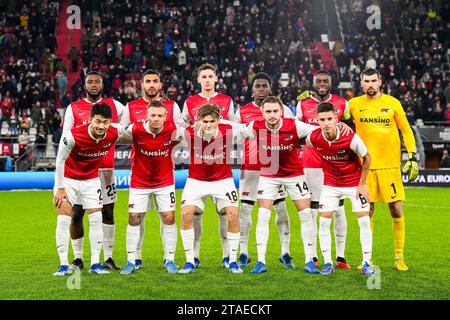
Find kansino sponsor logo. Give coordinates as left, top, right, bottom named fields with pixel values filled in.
left=140, top=149, right=170, bottom=157
left=261, top=144, right=294, bottom=151
left=322, top=155, right=350, bottom=161
left=194, top=152, right=226, bottom=160
left=78, top=151, right=109, bottom=157
left=359, top=117, right=391, bottom=124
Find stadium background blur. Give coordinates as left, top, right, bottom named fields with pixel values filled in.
left=0, top=0, right=449, bottom=172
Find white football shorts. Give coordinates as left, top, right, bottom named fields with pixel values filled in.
left=181, top=178, right=238, bottom=212
left=54, top=177, right=103, bottom=209
left=319, top=185, right=369, bottom=213
left=304, top=167, right=324, bottom=202
left=256, top=175, right=311, bottom=201
left=98, top=168, right=117, bottom=205
left=240, top=169, right=287, bottom=202
left=128, top=185, right=176, bottom=213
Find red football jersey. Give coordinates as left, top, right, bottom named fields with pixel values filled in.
left=296, top=94, right=348, bottom=168
left=124, top=97, right=180, bottom=124
left=130, top=121, right=179, bottom=189
left=185, top=123, right=235, bottom=181
left=64, top=124, right=119, bottom=180
left=64, top=97, right=123, bottom=169
left=306, top=128, right=367, bottom=187
left=182, top=92, right=234, bottom=124
left=251, top=118, right=308, bottom=178
left=236, top=102, right=295, bottom=171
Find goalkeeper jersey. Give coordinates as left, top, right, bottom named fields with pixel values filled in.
left=349, top=93, right=416, bottom=169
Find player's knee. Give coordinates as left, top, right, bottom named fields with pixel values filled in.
left=388, top=202, right=403, bottom=218
left=71, top=208, right=85, bottom=224
left=226, top=208, right=239, bottom=225
left=102, top=204, right=115, bottom=224
left=161, top=212, right=175, bottom=225
left=181, top=210, right=193, bottom=225
left=128, top=213, right=141, bottom=226
left=369, top=203, right=375, bottom=217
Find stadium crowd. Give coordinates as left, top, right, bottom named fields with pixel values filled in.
left=0, top=0, right=449, bottom=164
left=336, top=0, right=449, bottom=123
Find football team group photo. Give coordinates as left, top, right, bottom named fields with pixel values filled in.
left=0, top=0, right=449, bottom=302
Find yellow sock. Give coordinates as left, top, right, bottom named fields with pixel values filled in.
left=370, top=217, right=374, bottom=233
left=392, top=216, right=405, bottom=258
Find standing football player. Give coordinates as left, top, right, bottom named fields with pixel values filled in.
left=180, top=63, right=235, bottom=269
left=234, top=72, right=295, bottom=269
left=306, top=102, right=374, bottom=276
left=296, top=70, right=352, bottom=269
left=62, top=71, right=125, bottom=271
left=53, top=103, right=124, bottom=276
left=242, top=96, right=352, bottom=274
left=178, top=104, right=242, bottom=274
left=349, top=68, right=418, bottom=271
left=120, top=69, right=182, bottom=269
left=119, top=100, right=181, bottom=275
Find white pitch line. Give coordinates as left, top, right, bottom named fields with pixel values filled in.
left=403, top=204, right=450, bottom=209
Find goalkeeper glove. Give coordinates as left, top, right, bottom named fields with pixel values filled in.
left=297, top=90, right=315, bottom=101
left=402, top=152, right=419, bottom=182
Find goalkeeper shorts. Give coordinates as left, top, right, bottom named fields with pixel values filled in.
left=367, top=168, right=405, bottom=203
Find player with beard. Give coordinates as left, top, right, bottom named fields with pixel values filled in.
left=348, top=68, right=418, bottom=271
left=120, top=69, right=182, bottom=270
left=62, top=71, right=125, bottom=271
left=234, top=72, right=296, bottom=269
left=239, top=96, right=352, bottom=274
left=296, top=70, right=352, bottom=270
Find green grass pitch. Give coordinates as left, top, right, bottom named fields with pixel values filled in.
left=0, top=188, right=449, bottom=300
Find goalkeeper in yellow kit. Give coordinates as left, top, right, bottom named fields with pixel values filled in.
left=348, top=68, right=418, bottom=271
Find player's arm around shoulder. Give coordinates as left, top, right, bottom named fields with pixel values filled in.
left=295, top=100, right=303, bottom=121
left=294, top=119, right=317, bottom=138
left=114, top=123, right=133, bottom=144
left=172, top=101, right=186, bottom=127
left=219, top=118, right=247, bottom=143
left=114, top=99, right=126, bottom=123
left=341, top=99, right=355, bottom=129
left=236, top=120, right=256, bottom=140
left=304, top=131, right=314, bottom=148
left=53, top=131, right=75, bottom=208
left=119, top=103, right=131, bottom=126
left=62, top=104, right=75, bottom=135
left=179, top=100, right=191, bottom=128
left=171, top=123, right=189, bottom=147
